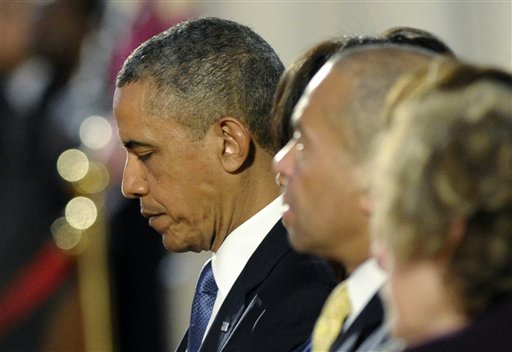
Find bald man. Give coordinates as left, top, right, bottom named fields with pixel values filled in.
left=274, top=44, right=442, bottom=351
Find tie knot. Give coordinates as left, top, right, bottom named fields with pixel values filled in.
left=188, top=261, right=219, bottom=352
left=198, top=261, right=218, bottom=295
left=311, top=281, right=351, bottom=351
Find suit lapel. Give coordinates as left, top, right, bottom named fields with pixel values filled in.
left=200, top=220, right=290, bottom=351
left=176, top=330, right=188, bottom=352
left=330, top=292, right=384, bottom=352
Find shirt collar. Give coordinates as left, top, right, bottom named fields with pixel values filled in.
left=345, top=257, right=387, bottom=329
left=210, top=195, right=283, bottom=299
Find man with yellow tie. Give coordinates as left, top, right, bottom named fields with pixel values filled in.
left=273, top=35, right=451, bottom=351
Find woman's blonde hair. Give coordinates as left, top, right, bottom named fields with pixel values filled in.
left=374, top=58, right=512, bottom=316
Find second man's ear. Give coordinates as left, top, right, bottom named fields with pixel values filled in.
left=215, top=117, right=251, bottom=173
left=358, top=191, right=374, bottom=217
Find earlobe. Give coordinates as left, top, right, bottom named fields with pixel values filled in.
left=216, top=117, right=251, bottom=173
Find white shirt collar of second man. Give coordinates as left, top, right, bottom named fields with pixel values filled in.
left=344, top=257, right=388, bottom=330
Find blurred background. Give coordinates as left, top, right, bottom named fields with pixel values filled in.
left=0, top=1, right=510, bottom=351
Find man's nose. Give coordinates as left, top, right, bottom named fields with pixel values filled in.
left=121, top=157, right=148, bottom=198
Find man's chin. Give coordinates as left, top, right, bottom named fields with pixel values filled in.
left=286, top=229, right=312, bottom=254
left=162, top=237, right=186, bottom=253
left=162, top=237, right=204, bottom=253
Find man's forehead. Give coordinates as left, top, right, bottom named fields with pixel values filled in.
left=307, top=60, right=335, bottom=94
left=114, top=80, right=154, bottom=108
left=290, top=61, right=337, bottom=130
left=291, top=95, right=307, bottom=131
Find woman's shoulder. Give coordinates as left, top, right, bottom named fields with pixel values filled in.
left=405, top=296, right=512, bottom=352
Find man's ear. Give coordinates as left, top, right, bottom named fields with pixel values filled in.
left=215, top=117, right=251, bottom=173
left=358, top=192, right=374, bottom=217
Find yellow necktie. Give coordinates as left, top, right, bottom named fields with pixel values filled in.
left=311, top=281, right=351, bottom=352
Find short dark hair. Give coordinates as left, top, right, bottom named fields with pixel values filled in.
left=341, top=27, right=454, bottom=57
left=116, top=17, right=284, bottom=151
left=380, top=26, right=455, bottom=57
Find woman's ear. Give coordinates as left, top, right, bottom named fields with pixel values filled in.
left=215, top=117, right=251, bottom=173
left=437, top=218, right=467, bottom=264
left=445, top=218, right=467, bottom=254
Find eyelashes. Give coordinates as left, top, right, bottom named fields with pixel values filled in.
left=137, top=152, right=152, bottom=162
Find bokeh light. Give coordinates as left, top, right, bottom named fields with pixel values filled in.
left=74, top=161, right=110, bottom=194
left=51, top=217, right=83, bottom=250
left=57, top=149, right=89, bottom=182
left=65, top=196, right=98, bottom=230
left=79, top=115, right=112, bottom=150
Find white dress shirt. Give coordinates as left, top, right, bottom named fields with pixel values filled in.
left=202, top=195, right=283, bottom=339
left=344, top=258, right=387, bottom=331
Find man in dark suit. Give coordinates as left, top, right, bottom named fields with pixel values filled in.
left=113, top=17, right=336, bottom=352
left=273, top=43, right=441, bottom=351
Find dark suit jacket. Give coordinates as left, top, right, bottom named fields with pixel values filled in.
left=330, top=292, right=388, bottom=352
left=176, top=220, right=337, bottom=352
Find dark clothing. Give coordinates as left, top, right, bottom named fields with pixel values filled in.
left=0, top=66, right=74, bottom=352
left=405, top=297, right=512, bottom=352
left=176, top=220, right=337, bottom=352
left=108, top=199, right=168, bottom=352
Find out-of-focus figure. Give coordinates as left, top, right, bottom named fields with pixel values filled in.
left=1, top=0, right=198, bottom=351
left=0, top=0, right=103, bottom=350
left=373, top=58, right=512, bottom=352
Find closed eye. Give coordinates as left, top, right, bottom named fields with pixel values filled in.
left=137, top=152, right=152, bottom=162
left=123, top=140, right=155, bottom=163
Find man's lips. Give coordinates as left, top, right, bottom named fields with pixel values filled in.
left=281, top=202, right=290, bottom=214
left=141, top=209, right=162, bottom=219
left=141, top=210, right=165, bottom=230
left=281, top=193, right=292, bottom=214
left=148, top=214, right=162, bottom=227
left=281, top=200, right=293, bottom=223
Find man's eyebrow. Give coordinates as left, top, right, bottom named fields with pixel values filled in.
left=123, top=140, right=152, bottom=150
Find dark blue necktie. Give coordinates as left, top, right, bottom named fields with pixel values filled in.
left=188, top=261, right=218, bottom=352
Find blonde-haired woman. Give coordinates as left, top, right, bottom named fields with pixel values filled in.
left=372, top=58, right=512, bottom=352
